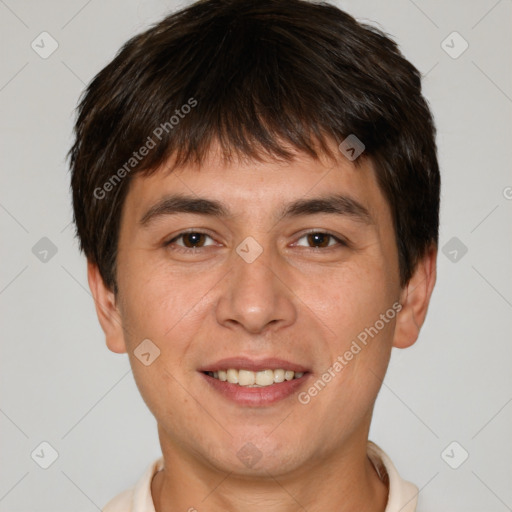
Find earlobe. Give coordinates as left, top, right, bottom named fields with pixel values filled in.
left=392, top=245, right=437, bottom=349
left=87, top=261, right=127, bottom=354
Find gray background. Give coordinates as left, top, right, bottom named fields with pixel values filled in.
left=1, top=0, right=511, bottom=510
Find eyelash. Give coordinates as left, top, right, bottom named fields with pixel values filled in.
left=163, top=230, right=348, bottom=253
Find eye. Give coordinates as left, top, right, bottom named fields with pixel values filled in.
left=164, top=231, right=217, bottom=251
left=163, top=230, right=348, bottom=253
left=294, top=231, right=347, bottom=249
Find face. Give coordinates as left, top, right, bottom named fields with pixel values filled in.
left=92, top=140, right=429, bottom=478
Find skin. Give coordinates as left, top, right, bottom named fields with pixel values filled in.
left=88, top=139, right=437, bottom=512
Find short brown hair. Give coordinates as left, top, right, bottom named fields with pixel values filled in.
left=69, top=0, right=440, bottom=293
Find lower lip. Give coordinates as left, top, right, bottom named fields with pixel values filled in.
left=200, top=372, right=309, bottom=406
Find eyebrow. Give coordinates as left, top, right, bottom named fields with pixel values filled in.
left=139, top=193, right=374, bottom=227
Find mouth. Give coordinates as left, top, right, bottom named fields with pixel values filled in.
left=202, top=368, right=305, bottom=387
left=198, top=357, right=311, bottom=406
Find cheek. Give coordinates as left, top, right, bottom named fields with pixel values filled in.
left=118, top=253, right=210, bottom=345
left=305, top=266, right=397, bottom=412
left=311, top=267, right=398, bottom=414
left=314, top=259, right=396, bottom=343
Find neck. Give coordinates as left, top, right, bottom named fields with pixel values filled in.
left=151, top=434, right=388, bottom=512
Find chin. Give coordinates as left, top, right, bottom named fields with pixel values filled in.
left=205, top=433, right=305, bottom=477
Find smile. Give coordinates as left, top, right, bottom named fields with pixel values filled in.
left=204, top=369, right=305, bottom=387
left=199, top=357, right=310, bottom=406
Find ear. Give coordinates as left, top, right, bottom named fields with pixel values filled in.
left=87, top=260, right=127, bottom=354
left=393, top=245, right=437, bottom=349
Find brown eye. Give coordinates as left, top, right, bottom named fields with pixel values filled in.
left=295, top=231, right=346, bottom=249
left=165, top=231, right=216, bottom=251
left=181, top=232, right=207, bottom=248
left=307, top=232, right=331, bottom=248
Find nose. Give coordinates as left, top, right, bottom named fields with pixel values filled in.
left=215, top=243, right=297, bottom=334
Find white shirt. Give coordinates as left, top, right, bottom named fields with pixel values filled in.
left=102, top=441, right=418, bottom=511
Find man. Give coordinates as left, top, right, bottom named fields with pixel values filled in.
left=69, top=0, right=440, bottom=510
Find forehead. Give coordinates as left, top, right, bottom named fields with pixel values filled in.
left=121, top=143, right=391, bottom=230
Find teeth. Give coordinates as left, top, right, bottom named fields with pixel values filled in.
left=226, top=368, right=239, bottom=384
left=255, top=369, right=274, bottom=386
left=274, top=369, right=285, bottom=383
left=238, top=369, right=255, bottom=386
left=206, top=369, right=305, bottom=387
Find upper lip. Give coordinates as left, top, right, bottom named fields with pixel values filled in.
left=198, top=357, right=309, bottom=373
